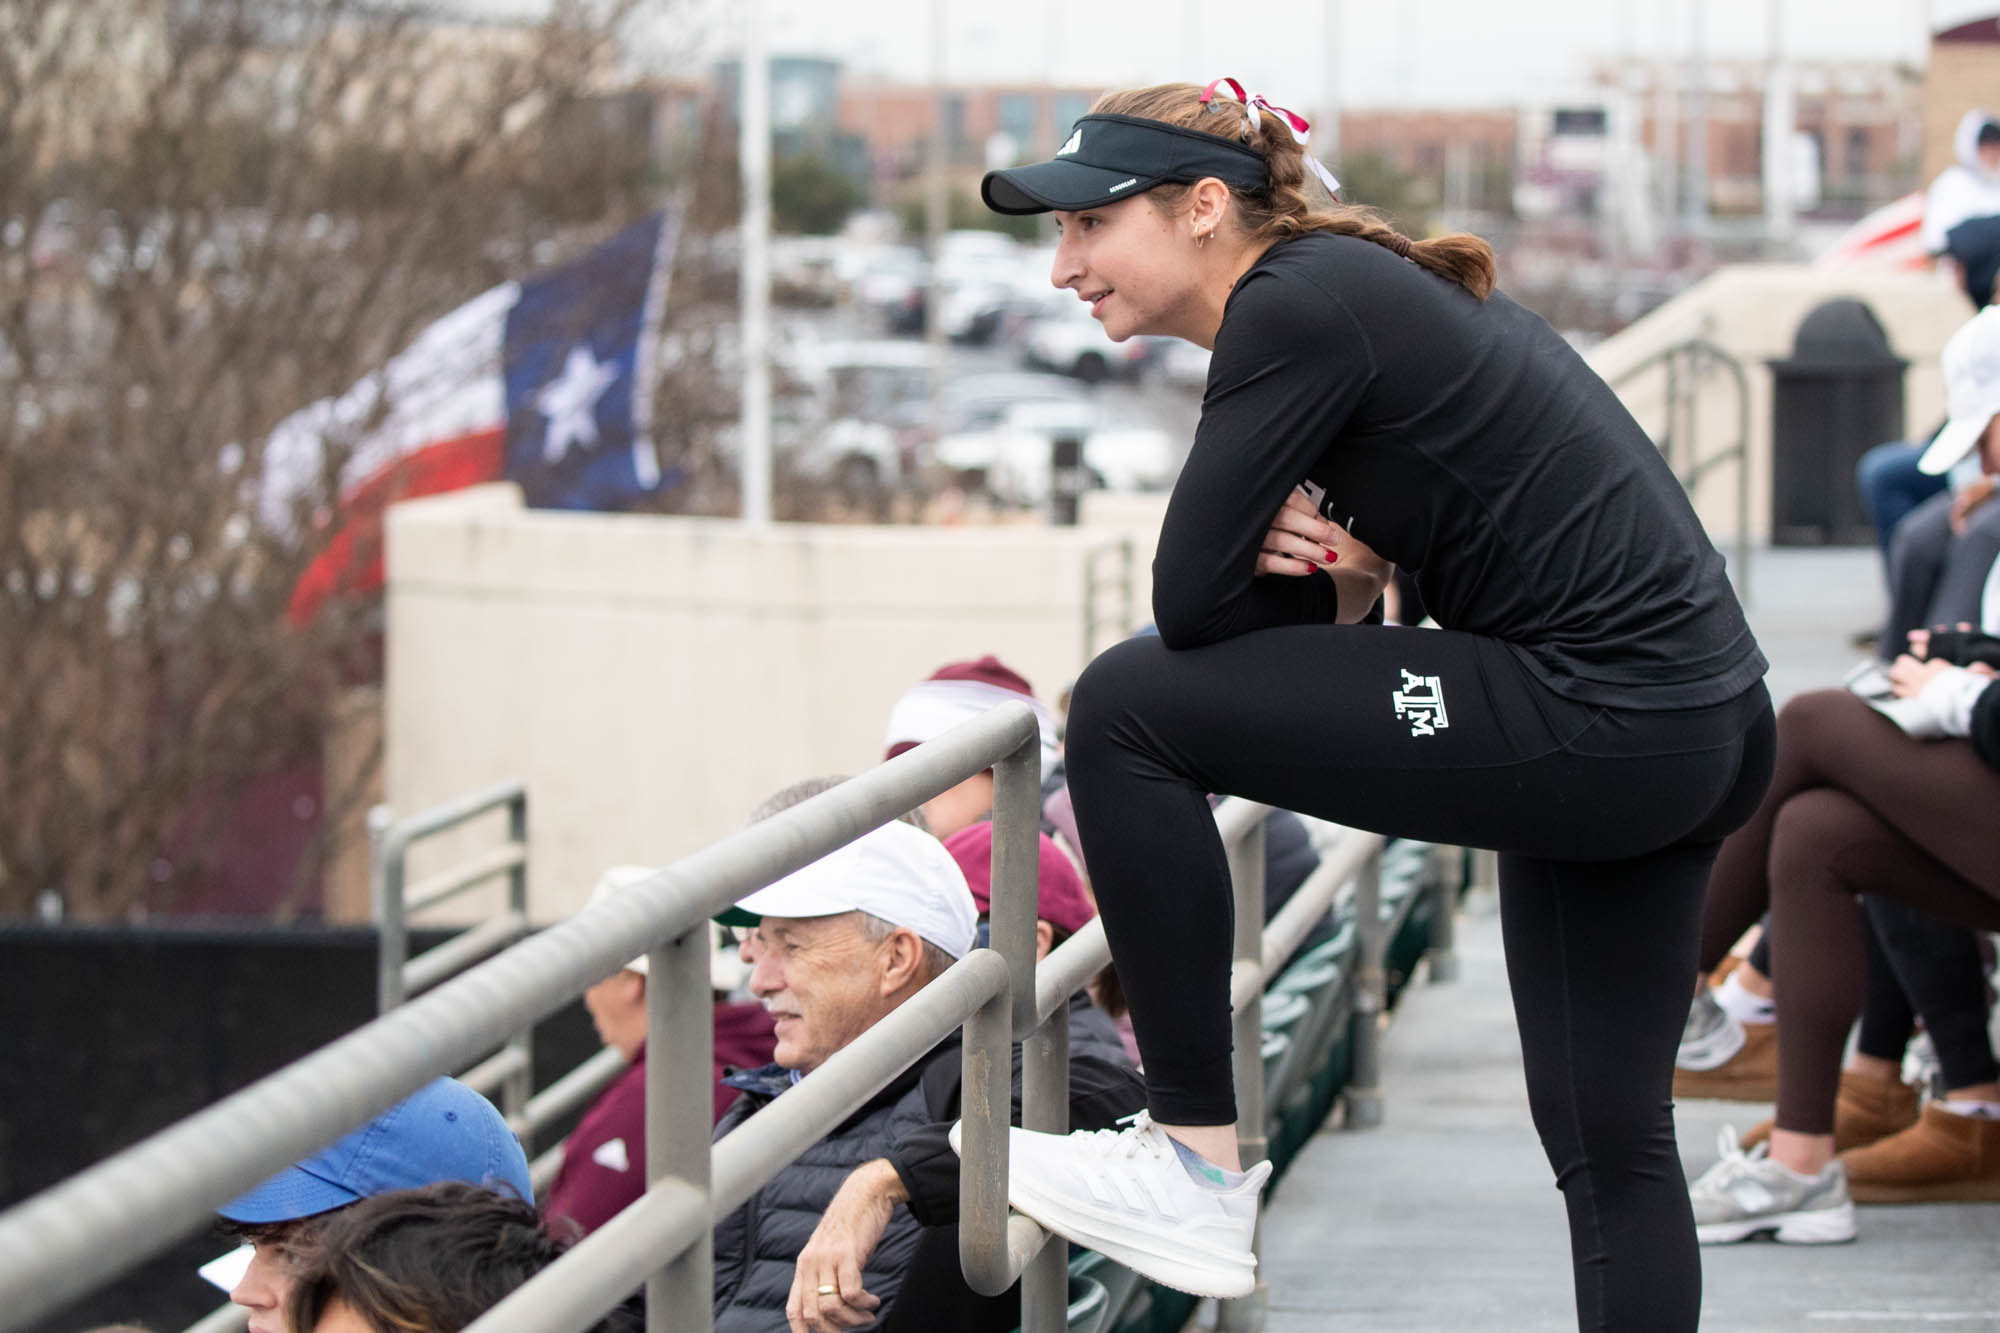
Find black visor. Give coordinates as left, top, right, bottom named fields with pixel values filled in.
left=981, top=114, right=1268, bottom=216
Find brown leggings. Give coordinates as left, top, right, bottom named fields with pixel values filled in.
left=1699, top=689, right=2000, bottom=1133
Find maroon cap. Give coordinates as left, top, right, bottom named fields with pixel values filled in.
left=943, top=823, right=1096, bottom=938
left=931, top=654, right=1036, bottom=695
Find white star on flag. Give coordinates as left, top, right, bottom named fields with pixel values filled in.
left=534, top=344, right=620, bottom=463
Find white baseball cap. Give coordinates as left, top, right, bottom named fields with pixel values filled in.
left=1920, top=305, right=2000, bottom=474
left=716, top=820, right=979, bottom=959
left=589, top=865, right=752, bottom=992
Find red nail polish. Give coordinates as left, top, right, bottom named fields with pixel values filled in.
left=1324, top=549, right=1339, bottom=563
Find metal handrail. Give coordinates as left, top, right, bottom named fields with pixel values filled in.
left=0, top=701, right=1442, bottom=1333
left=1606, top=335, right=1754, bottom=605
left=1081, top=536, right=1137, bottom=663
left=0, top=703, right=1045, bottom=1332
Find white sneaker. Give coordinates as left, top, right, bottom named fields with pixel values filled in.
left=949, top=1111, right=1271, bottom=1299
left=1688, top=1127, right=1855, bottom=1245
left=1677, top=988, right=1746, bottom=1071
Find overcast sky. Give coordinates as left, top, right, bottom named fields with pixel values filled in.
left=638, top=0, right=1946, bottom=110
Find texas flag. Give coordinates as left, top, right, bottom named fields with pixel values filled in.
left=268, top=212, right=680, bottom=623
left=1814, top=191, right=1929, bottom=273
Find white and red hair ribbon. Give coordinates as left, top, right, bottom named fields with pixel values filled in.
left=1199, top=77, right=1341, bottom=198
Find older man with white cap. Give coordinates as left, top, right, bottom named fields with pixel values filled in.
left=708, top=819, right=980, bottom=1333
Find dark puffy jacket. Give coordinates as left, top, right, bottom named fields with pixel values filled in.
left=709, top=1001, right=1144, bottom=1333
left=710, top=1044, right=950, bottom=1333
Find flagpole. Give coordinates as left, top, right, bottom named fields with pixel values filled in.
left=924, top=0, right=949, bottom=464
left=739, top=0, right=773, bottom=529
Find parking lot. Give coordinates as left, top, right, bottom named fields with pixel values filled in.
left=770, top=228, right=1205, bottom=516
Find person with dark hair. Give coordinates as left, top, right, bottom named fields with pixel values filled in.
left=969, top=77, right=1771, bottom=1332
left=283, top=1183, right=557, bottom=1333
left=209, top=1079, right=533, bottom=1333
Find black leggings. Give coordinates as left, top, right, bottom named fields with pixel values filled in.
left=1855, top=898, right=1999, bottom=1091
left=1064, top=627, right=1773, bottom=1333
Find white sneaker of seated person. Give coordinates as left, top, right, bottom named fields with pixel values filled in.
left=1687, top=1126, right=1855, bottom=1246
left=949, top=1110, right=1272, bottom=1299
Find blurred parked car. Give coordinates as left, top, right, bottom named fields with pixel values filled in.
left=1021, top=296, right=1150, bottom=383
left=846, top=245, right=930, bottom=335
left=1153, top=337, right=1211, bottom=392
left=776, top=337, right=934, bottom=502
left=935, top=371, right=1091, bottom=434
left=933, top=397, right=1178, bottom=508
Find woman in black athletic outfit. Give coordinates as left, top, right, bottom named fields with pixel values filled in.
left=973, top=82, right=1772, bottom=1332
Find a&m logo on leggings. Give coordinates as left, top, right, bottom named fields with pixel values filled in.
left=1392, top=669, right=1449, bottom=738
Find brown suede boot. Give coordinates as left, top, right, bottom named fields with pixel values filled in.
left=1674, top=1021, right=1778, bottom=1102
left=1839, top=1102, right=2000, bottom=1203
left=1740, top=1069, right=1920, bottom=1152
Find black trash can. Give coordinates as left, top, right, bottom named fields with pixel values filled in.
left=1766, top=299, right=1908, bottom=546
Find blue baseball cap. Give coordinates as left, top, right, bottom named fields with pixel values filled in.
left=217, top=1077, right=532, bottom=1223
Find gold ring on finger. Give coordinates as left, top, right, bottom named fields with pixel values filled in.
left=817, top=1284, right=838, bottom=1296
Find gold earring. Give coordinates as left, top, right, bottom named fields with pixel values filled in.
left=1196, top=231, right=1210, bottom=249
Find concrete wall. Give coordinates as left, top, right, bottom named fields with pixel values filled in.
left=382, top=486, right=1164, bottom=923
left=1584, top=263, right=1973, bottom=545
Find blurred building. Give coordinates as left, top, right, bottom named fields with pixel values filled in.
left=712, top=56, right=886, bottom=198
left=1335, top=109, right=1520, bottom=223
left=1924, top=12, right=2000, bottom=181
left=837, top=82, right=1102, bottom=197
left=1580, top=59, right=1921, bottom=221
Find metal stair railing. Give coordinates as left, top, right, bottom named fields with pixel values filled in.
left=1081, top=536, right=1136, bottom=663
left=1607, top=335, right=1754, bottom=605
left=0, top=699, right=1452, bottom=1333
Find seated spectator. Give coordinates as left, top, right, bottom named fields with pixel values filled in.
left=1925, top=110, right=2000, bottom=309
left=1684, top=308, right=2000, bottom=1243
left=1875, top=462, right=1999, bottom=663
left=282, top=1182, right=643, bottom=1333
left=1855, top=436, right=1952, bottom=572
left=541, top=868, right=776, bottom=1241
left=707, top=819, right=980, bottom=1333
left=211, top=1078, right=532, bottom=1333
left=882, top=655, right=1061, bottom=838
left=791, top=823, right=1146, bottom=1333
left=283, top=1183, right=553, bottom=1333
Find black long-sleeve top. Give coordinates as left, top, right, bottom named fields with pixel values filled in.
left=1154, top=232, right=1767, bottom=710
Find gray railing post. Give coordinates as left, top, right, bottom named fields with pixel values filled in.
left=371, top=804, right=407, bottom=1014
left=1426, top=844, right=1460, bottom=984
left=1343, top=848, right=1385, bottom=1130
left=1019, top=1015, right=1070, bottom=1333
left=995, top=729, right=1069, bottom=1333
left=502, top=790, right=534, bottom=1126
left=1218, top=814, right=1268, bottom=1333
left=963, top=729, right=1047, bottom=1304
left=646, top=923, right=715, bottom=1333
left=958, top=963, right=1014, bottom=1298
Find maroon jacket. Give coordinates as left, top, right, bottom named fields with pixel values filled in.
left=543, top=1002, right=776, bottom=1239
